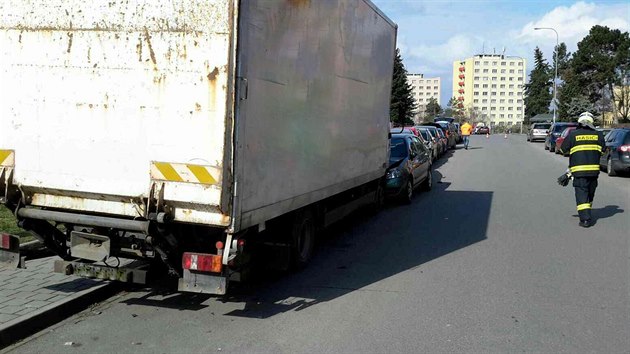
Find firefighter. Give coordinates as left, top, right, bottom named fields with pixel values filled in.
left=559, top=112, right=605, bottom=228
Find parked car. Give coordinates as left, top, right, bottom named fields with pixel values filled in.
left=600, top=128, right=630, bottom=176
left=427, top=122, right=456, bottom=149
left=476, top=126, right=490, bottom=135
left=434, top=128, right=449, bottom=154
left=452, top=123, right=463, bottom=143
left=417, top=127, right=439, bottom=161
left=436, top=120, right=460, bottom=147
left=527, top=122, right=551, bottom=142
left=545, top=122, right=578, bottom=152
left=555, top=127, right=577, bottom=156
left=386, top=133, right=433, bottom=203
left=419, top=126, right=445, bottom=157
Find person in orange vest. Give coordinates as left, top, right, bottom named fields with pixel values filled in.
left=460, top=120, right=473, bottom=149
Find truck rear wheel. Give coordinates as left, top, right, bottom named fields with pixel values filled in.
left=290, top=210, right=316, bottom=269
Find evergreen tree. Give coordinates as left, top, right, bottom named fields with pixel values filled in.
left=570, top=26, right=630, bottom=119
left=524, top=47, right=552, bottom=119
left=425, top=98, right=442, bottom=118
left=390, top=49, right=416, bottom=126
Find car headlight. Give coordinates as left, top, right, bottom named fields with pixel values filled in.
left=386, top=169, right=402, bottom=179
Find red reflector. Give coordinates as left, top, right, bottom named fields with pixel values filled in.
left=216, top=241, right=224, bottom=250
left=1, top=233, right=10, bottom=250
left=619, top=145, right=630, bottom=152
left=182, top=252, right=222, bottom=273
left=237, top=239, right=246, bottom=248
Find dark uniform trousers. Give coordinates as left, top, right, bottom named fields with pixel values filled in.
left=573, top=176, right=598, bottom=221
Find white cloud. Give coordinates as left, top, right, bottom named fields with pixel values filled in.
left=517, top=1, right=629, bottom=48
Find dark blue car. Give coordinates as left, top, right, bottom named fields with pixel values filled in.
left=600, top=128, right=630, bottom=176
left=545, top=122, right=578, bottom=152
left=385, top=133, right=432, bottom=203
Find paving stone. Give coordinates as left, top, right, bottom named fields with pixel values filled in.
left=14, top=307, right=37, bottom=316
left=26, top=293, right=57, bottom=301
left=24, top=300, right=51, bottom=309
left=0, top=306, right=23, bottom=315
left=3, top=298, right=30, bottom=307
left=0, top=313, right=18, bottom=323
left=0, top=289, right=19, bottom=298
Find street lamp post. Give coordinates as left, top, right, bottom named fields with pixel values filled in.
left=534, top=27, right=559, bottom=123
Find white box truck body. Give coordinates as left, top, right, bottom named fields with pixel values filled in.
left=0, top=0, right=396, bottom=293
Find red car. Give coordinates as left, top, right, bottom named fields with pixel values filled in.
left=555, top=127, right=577, bottom=156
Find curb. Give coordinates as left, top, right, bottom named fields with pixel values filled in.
left=0, top=281, right=119, bottom=349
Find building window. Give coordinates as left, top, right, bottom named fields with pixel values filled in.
left=509, top=92, right=514, bottom=96
left=500, top=92, right=506, bottom=96
left=501, top=62, right=506, bottom=66
left=482, top=99, right=488, bottom=103
left=474, top=84, right=479, bottom=88
left=517, top=77, right=523, bottom=81
left=491, top=92, right=497, bottom=96
left=475, top=61, right=480, bottom=65
left=483, top=77, right=489, bottom=81
left=517, top=99, right=523, bottom=103
left=482, top=107, right=487, bottom=111
left=518, top=62, right=523, bottom=66
left=483, top=84, right=488, bottom=88
left=434, top=80, right=438, bottom=83
left=500, top=84, right=506, bottom=88
left=491, top=99, right=497, bottom=103
left=510, top=69, right=515, bottom=73
left=492, top=77, right=497, bottom=81
left=500, top=77, right=506, bottom=81
left=509, top=84, right=514, bottom=88
left=474, top=92, right=479, bottom=96
left=500, top=114, right=505, bottom=118
left=434, top=86, right=438, bottom=89
left=492, top=69, right=498, bottom=73
left=517, top=92, right=522, bottom=96
left=499, top=121, right=505, bottom=126
left=518, top=69, right=523, bottom=74
left=500, top=99, right=506, bottom=103
left=483, top=69, right=489, bottom=73
left=508, top=121, right=513, bottom=126
left=492, top=84, right=497, bottom=88
left=517, top=107, right=522, bottom=110
left=509, top=77, right=514, bottom=81
left=482, top=92, right=488, bottom=96
left=474, top=76, right=480, bottom=81
left=508, top=107, right=513, bottom=111
left=474, top=99, right=479, bottom=103
left=491, top=107, right=496, bottom=111
left=474, top=69, right=480, bottom=73
left=492, top=61, right=497, bottom=66
left=509, top=99, right=514, bottom=103
left=499, top=107, right=505, bottom=111
left=483, top=61, right=489, bottom=65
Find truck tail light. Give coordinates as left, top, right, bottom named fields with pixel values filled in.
left=619, top=145, right=630, bottom=152
left=1, top=233, right=17, bottom=250
left=182, top=252, right=223, bottom=273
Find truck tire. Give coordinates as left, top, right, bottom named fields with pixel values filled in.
left=290, top=209, right=316, bottom=269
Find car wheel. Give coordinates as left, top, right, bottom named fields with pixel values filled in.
left=422, top=168, right=433, bottom=191
left=401, top=179, right=413, bottom=204
left=290, top=209, right=316, bottom=269
left=607, top=157, right=617, bottom=176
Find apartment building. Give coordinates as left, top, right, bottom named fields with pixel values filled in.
left=452, top=54, right=526, bottom=128
left=407, top=74, right=441, bottom=122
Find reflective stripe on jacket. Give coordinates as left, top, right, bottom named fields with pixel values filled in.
left=560, top=126, right=605, bottom=178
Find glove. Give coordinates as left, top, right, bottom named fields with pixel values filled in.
left=557, top=172, right=572, bottom=187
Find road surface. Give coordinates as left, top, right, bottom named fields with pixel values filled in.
left=6, top=134, right=629, bottom=353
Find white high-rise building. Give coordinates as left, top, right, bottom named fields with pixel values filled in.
left=407, top=74, right=441, bottom=122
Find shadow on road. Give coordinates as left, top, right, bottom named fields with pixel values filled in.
left=118, top=170, right=493, bottom=318
left=592, top=205, right=624, bottom=221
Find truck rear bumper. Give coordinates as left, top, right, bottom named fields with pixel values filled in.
left=178, top=269, right=227, bottom=295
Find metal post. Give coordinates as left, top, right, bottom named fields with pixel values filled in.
left=534, top=27, right=559, bottom=123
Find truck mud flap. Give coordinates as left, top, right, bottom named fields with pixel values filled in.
left=0, top=233, right=22, bottom=269
left=54, top=259, right=149, bottom=284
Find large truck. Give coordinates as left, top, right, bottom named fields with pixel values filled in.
left=0, top=0, right=397, bottom=294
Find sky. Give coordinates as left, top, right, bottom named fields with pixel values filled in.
left=370, top=0, right=630, bottom=107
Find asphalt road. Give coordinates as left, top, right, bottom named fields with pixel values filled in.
left=5, top=134, right=629, bottom=354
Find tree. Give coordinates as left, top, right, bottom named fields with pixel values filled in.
left=613, top=85, right=630, bottom=122
left=447, top=96, right=464, bottom=120
left=570, top=26, right=630, bottom=122
left=425, top=98, right=442, bottom=118
left=389, top=48, right=416, bottom=126
left=524, top=47, right=552, bottom=119
left=565, top=96, right=596, bottom=121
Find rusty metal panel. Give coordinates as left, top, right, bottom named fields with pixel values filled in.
left=0, top=0, right=235, bottom=225
left=234, top=0, right=396, bottom=230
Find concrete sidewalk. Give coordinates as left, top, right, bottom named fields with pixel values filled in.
left=0, top=256, right=113, bottom=347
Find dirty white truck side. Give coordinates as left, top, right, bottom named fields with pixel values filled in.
left=0, top=0, right=396, bottom=294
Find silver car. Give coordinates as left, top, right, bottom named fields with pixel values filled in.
left=527, top=123, right=551, bottom=142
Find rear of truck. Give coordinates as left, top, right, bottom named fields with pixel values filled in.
left=0, top=0, right=396, bottom=294
left=0, top=0, right=239, bottom=291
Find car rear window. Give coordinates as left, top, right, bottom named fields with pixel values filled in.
left=390, top=138, right=408, bottom=158
left=554, top=124, right=576, bottom=132
left=534, top=123, right=551, bottom=129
